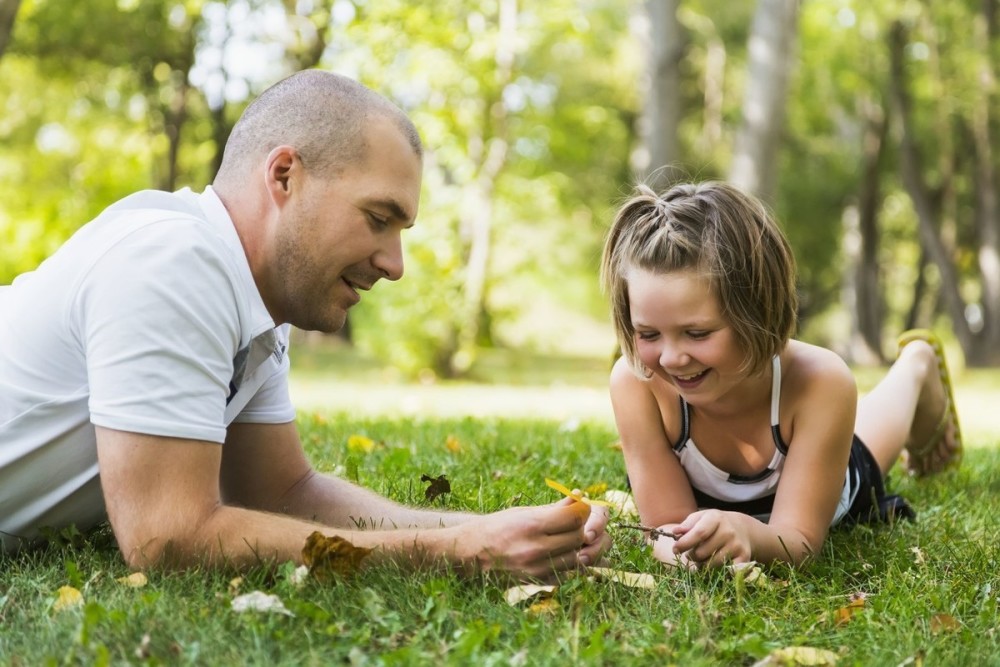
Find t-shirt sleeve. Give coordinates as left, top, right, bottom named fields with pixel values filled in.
left=75, top=220, right=241, bottom=443
left=231, top=354, right=296, bottom=424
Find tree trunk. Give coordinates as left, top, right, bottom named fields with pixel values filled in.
left=887, top=22, right=978, bottom=359
left=0, top=0, right=21, bottom=61
left=449, top=0, right=517, bottom=376
left=852, top=96, right=888, bottom=363
left=969, top=0, right=1000, bottom=364
left=641, top=0, right=684, bottom=191
left=728, top=0, right=800, bottom=203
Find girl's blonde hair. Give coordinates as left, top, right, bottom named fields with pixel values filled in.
left=600, top=181, right=798, bottom=377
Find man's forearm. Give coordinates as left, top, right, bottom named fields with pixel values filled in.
left=133, top=502, right=471, bottom=572
left=272, top=470, right=478, bottom=530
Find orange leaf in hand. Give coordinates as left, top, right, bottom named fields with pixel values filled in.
left=545, top=478, right=612, bottom=506
left=302, top=531, right=373, bottom=581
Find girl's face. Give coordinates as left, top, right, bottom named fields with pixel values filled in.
left=627, top=267, right=748, bottom=404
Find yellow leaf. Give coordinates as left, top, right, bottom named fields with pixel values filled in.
left=526, top=596, right=561, bottom=616
left=584, top=482, right=608, bottom=496
left=930, top=613, right=960, bottom=634
left=347, top=434, right=376, bottom=453
left=228, top=576, right=244, bottom=595
left=444, top=435, right=463, bottom=454
left=544, top=478, right=612, bottom=507
left=53, top=586, right=83, bottom=612
left=752, top=646, right=840, bottom=666
left=302, top=531, right=373, bottom=581
left=116, top=572, right=148, bottom=588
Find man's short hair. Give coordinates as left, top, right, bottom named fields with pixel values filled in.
left=215, top=69, right=422, bottom=186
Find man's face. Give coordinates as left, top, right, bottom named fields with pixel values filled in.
left=269, top=117, right=422, bottom=333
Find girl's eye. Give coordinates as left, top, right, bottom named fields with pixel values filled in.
left=687, top=330, right=710, bottom=340
left=636, top=331, right=659, bottom=341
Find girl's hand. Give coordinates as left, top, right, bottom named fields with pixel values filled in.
left=648, top=525, right=697, bottom=569
left=671, top=510, right=753, bottom=569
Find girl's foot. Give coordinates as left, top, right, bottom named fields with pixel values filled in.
left=897, top=331, right=963, bottom=476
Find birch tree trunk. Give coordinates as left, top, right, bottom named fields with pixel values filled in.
left=728, top=0, right=800, bottom=203
left=641, top=0, right=684, bottom=191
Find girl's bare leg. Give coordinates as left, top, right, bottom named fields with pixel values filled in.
left=854, top=340, right=959, bottom=476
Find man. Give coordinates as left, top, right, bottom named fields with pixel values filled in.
left=0, top=70, right=609, bottom=581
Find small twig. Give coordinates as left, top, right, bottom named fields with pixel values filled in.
left=615, top=522, right=679, bottom=542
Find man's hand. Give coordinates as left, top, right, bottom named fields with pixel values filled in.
left=452, top=501, right=595, bottom=582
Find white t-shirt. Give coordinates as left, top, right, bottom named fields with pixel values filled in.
left=0, top=187, right=296, bottom=551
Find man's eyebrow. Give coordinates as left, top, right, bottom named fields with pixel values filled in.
left=369, top=198, right=415, bottom=227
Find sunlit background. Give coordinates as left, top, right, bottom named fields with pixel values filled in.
left=2, top=0, right=997, bottom=431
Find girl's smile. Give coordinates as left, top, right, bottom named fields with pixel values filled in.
left=626, top=267, right=749, bottom=405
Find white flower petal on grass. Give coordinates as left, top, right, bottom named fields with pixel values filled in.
left=289, top=565, right=310, bottom=588
left=231, top=591, right=295, bottom=617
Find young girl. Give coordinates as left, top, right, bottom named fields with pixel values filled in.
left=600, top=181, right=962, bottom=569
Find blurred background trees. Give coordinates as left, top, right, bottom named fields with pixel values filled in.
left=2, top=0, right=998, bottom=377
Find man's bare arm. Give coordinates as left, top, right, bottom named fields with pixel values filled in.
left=95, top=426, right=596, bottom=579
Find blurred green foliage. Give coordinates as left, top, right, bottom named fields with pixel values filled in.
left=1, top=0, right=995, bottom=374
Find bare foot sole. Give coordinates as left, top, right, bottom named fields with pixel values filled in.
left=897, top=330, right=963, bottom=477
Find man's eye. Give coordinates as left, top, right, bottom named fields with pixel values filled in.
left=368, top=213, right=389, bottom=229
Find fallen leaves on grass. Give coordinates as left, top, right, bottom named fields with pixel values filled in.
left=751, top=646, right=840, bottom=666
left=603, top=489, right=638, bottom=517
left=302, top=531, right=373, bottom=581
left=116, top=572, right=148, bottom=588
left=544, top=478, right=612, bottom=507
left=588, top=567, right=656, bottom=589
left=53, top=586, right=83, bottom=612
left=930, top=613, right=960, bottom=634
left=421, top=473, right=451, bottom=501
left=833, top=592, right=867, bottom=626
left=728, top=561, right=768, bottom=588
left=231, top=591, right=294, bottom=617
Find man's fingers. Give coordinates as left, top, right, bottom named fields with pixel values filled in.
left=542, top=500, right=590, bottom=535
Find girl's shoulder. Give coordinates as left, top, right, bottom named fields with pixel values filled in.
left=782, top=340, right=856, bottom=398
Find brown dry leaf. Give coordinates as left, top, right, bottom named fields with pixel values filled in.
left=421, top=473, right=451, bottom=501
left=444, top=435, right=463, bottom=454
left=930, top=613, right=961, bottom=634
left=116, top=572, right=148, bottom=588
left=752, top=646, right=839, bottom=666
left=588, top=567, right=656, bottom=589
left=833, top=593, right=867, bottom=626
left=53, top=585, right=83, bottom=612
left=302, top=531, right=373, bottom=581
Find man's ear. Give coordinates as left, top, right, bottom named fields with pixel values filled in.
left=264, top=145, right=299, bottom=204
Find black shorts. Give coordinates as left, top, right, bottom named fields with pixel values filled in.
left=842, top=435, right=915, bottom=524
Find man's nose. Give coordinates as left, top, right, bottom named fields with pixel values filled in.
left=374, top=233, right=404, bottom=281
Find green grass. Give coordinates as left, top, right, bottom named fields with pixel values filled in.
left=3, top=412, right=1000, bottom=666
